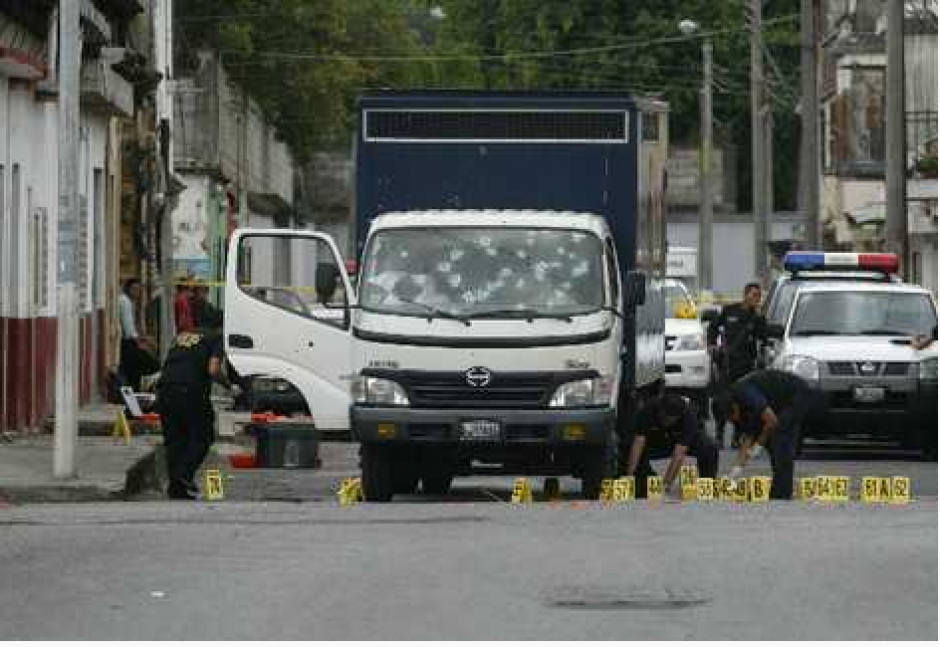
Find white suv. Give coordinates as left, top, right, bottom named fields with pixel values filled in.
left=770, top=280, right=938, bottom=457
left=663, top=279, right=710, bottom=416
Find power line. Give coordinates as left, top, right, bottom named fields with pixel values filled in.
left=214, top=14, right=799, bottom=63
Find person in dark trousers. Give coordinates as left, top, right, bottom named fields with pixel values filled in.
left=714, top=369, right=812, bottom=500
left=156, top=314, right=225, bottom=500
left=707, top=282, right=767, bottom=448
left=624, top=385, right=720, bottom=498
left=118, top=278, right=159, bottom=391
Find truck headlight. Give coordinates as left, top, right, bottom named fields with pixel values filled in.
left=549, top=376, right=613, bottom=408
left=919, top=357, right=938, bottom=382
left=778, top=355, right=820, bottom=382
left=352, top=376, right=410, bottom=406
left=674, top=333, right=705, bottom=351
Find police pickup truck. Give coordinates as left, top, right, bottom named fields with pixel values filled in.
left=766, top=252, right=938, bottom=457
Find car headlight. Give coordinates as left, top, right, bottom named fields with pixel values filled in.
left=674, top=333, right=705, bottom=351
left=777, top=355, right=820, bottom=382
left=352, top=376, right=410, bottom=406
left=919, top=357, right=938, bottom=381
left=549, top=376, right=614, bottom=408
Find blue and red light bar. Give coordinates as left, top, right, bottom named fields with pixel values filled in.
left=783, top=251, right=899, bottom=274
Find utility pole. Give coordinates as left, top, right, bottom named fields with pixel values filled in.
left=699, top=38, right=714, bottom=292
left=54, top=0, right=81, bottom=479
left=885, top=0, right=908, bottom=277
left=799, top=0, right=821, bottom=248
left=750, top=0, right=768, bottom=283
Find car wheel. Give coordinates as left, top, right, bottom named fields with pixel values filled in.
left=361, top=443, right=394, bottom=502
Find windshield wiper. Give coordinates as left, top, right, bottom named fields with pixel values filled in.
left=397, top=298, right=471, bottom=326
left=469, top=308, right=574, bottom=323
left=858, top=329, right=909, bottom=336
left=791, top=329, right=841, bottom=336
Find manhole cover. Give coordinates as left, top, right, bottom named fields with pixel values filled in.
left=546, top=585, right=712, bottom=610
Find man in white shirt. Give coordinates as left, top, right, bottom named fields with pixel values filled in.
left=119, top=278, right=158, bottom=391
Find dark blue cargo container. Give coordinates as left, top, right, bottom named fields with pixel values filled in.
left=355, top=90, right=667, bottom=389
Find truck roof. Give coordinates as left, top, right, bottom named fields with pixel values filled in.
left=358, top=90, right=667, bottom=113
left=369, top=209, right=611, bottom=237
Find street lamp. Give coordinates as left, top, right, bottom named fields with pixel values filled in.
left=679, top=19, right=714, bottom=293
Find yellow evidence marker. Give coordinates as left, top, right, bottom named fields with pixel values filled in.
left=612, top=477, right=635, bottom=502
left=598, top=479, right=615, bottom=502
left=732, top=477, right=749, bottom=503
left=815, top=476, right=835, bottom=502
left=646, top=476, right=664, bottom=501
left=747, top=476, right=772, bottom=502
left=831, top=476, right=851, bottom=502
left=717, top=477, right=734, bottom=502
left=511, top=477, right=533, bottom=503
left=337, top=477, right=363, bottom=506
left=798, top=478, right=818, bottom=501
left=861, top=477, right=894, bottom=503
left=203, top=469, right=225, bottom=501
left=890, top=477, right=911, bottom=504
left=696, top=478, right=715, bottom=501
left=679, top=465, right=699, bottom=501
left=111, top=410, right=132, bottom=445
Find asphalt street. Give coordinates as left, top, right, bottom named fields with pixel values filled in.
left=0, top=440, right=936, bottom=640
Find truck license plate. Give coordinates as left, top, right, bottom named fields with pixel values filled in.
left=853, top=386, right=885, bottom=403
left=459, top=419, right=502, bottom=441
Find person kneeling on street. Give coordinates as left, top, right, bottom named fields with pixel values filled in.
left=156, top=314, right=226, bottom=500
left=624, top=387, right=719, bottom=498
left=715, top=369, right=812, bottom=500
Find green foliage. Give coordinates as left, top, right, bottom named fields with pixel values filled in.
left=177, top=0, right=801, bottom=208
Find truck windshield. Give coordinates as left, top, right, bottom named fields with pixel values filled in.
left=359, top=227, right=605, bottom=318
left=790, top=291, right=937, bottom=337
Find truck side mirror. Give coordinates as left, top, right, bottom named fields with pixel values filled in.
left=624, top=271, right=646, bottom=307
left=765, top=323, right=785, bottom=339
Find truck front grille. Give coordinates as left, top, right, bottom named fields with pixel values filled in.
left=827, top=361, right=911, bottom=377
left=406, top=374, right=553, bottom=409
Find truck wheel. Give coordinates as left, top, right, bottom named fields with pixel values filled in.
left=921, top=430, right=937, bottom=462
left=361, top=443, right=394, bottom=502
left=393, top=466, right=421, bottom=494
left=421, top=470, right=454, bottom=496
left=580, top=432, right=618, bottom=499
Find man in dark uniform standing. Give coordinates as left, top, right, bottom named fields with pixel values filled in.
left=707, top=282, right=767, bottom=447
left=624, top=386, right=720, bottom=498
left=156, top=315, right=224, bottom=500
left=715, top=369, right=812, bottom=500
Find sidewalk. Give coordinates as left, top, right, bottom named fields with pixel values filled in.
left=0, top=433, right=160, bottom=504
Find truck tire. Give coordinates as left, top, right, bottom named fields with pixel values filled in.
left=393, top=466, right=421, bottom=494
left=421, top=470, right=454, bottom=496
left=361, top=443, right=394, bottom=502
left=921, top=430, right=938, bottom=462
left=580, top=432, right=618, bottom=499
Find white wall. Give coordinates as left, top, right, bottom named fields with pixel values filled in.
left=1, top=79, right=59, bottom=320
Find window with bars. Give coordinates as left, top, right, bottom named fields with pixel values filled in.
left=364, top=110, right=629, bottom=142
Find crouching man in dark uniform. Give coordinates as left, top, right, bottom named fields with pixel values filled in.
left=715, top=369, right=812, bottom=500
left=624, top=387, right=720, bottom=498
left=156, top=317, right=224, bottom=500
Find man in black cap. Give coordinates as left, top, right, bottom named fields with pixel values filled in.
left=714, top=369, right=812, bottom=500
left=624, top=384, right=720, bottom=498
left=156, top=313, right=225, bottom=500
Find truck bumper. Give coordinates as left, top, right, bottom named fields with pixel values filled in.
left=352, top=406, right=615, bottom=445
left=806, top=381, right=938, bottom=442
